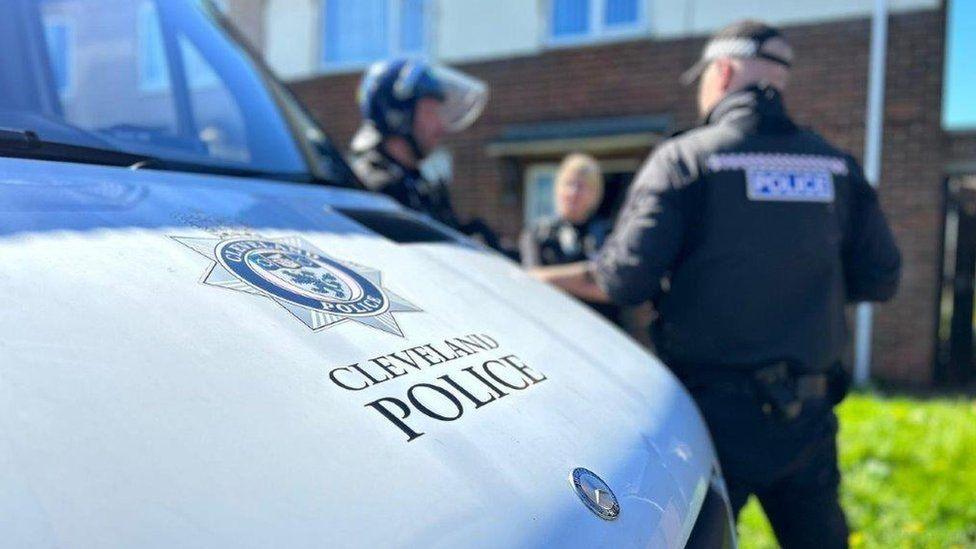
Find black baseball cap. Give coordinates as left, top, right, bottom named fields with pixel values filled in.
left=680, top=20, right=794, bottom=86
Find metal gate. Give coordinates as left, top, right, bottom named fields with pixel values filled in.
left=936, top=174, right=976, bottom=385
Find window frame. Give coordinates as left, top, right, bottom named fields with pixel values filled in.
left=317, top=0, right=430, bottom=74
left=546, top=0, right=647, bottom=48
left=180, top=35, right=222, bottom=90
left=523, top=158, right=641, bottom=226
left=138, top=1, right=225, bottom=94
left=523, top=163, right=560, bottom=226
left=137, top=1, right=170, bottom=93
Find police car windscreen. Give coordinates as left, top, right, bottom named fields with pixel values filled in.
left=0, top=0, right=310, bottom=178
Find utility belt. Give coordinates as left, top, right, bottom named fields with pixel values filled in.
left=673, top=360, right=848, bottom=421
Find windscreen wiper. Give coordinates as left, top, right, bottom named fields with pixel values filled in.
left=128, top=155, right=320, bottom=184
left=0, top=127, right=150, bottom=167
left=0, top=127, right=323, bottom=184
left=0, top=128, right=40, bottom=149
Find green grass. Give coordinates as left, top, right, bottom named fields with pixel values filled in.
left=738, top=391, right=976, bottom=548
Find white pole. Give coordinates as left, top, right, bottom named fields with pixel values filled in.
left=854, top=0, right=889, bottom=386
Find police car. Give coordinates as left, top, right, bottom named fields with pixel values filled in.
left=0, top=1, right=733, bottom=546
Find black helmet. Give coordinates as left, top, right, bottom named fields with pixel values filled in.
left=352, top=58, right=487, bottom=157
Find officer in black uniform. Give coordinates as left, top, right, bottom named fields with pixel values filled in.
left=521, top=217, right=612, bottom=272
left=531, top=21, right=901, bottom=548
left=350, top=58, right=501, bottom=248
left=521, top=153, right=620, bottom=323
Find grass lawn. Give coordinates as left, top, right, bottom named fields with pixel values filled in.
left=737, top=391, right=976, bottom=548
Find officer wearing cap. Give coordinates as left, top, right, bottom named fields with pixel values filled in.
left=350, top=58, right=493, bottom=239
left=531, top=20, right=901, bottom=547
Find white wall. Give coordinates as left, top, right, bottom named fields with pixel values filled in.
left=657, top=0, right=941, bottom=37
left=262, top=0, right=316, bottom=79
left=253, top=0, right=940, bottom=80
left=436, top=0, right=542, bottom=63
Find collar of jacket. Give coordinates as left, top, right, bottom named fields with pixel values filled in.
left=704, top=83, right=797, bottom=133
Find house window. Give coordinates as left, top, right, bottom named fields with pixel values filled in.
left=42, top=18, right=74, bottom=99
left=524, top=164, right=559, bottom=225
left=524, top=159, right=640, bottom=226
left=549, top=0, right=643, bottom=43
left=320, top=0, right=427, bottom=69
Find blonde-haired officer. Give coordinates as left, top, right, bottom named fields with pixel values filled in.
left=556, top=153, right=605, bottom=223
left=520, top=153, right=620, bottom=323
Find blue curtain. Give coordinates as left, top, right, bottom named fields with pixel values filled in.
left=323, top=0, right=389, bottom=64
left=552, top=0, right=589, bottom=37
left=604, top=0, right=638, bottom=27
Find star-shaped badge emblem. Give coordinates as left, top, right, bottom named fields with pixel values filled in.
left=171, top=234, right=420, bottom=336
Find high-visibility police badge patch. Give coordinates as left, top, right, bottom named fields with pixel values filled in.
left=746, top=169, right=835, bottom=202
left=171, top=234, right=420, bottom=336
left=707, top=153, right=844, bottom=203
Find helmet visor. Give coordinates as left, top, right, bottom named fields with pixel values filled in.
left=431, top=65, right=488, bottom=133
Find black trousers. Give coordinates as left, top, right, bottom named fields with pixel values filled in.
left=688, top=384, right=849, bottom=549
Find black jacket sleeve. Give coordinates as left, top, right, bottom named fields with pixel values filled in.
left=593, top=144, right=692, bottom=305
left=842, top=158, right=902, bottom=302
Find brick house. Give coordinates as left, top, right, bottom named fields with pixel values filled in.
left=225, top=0, right=974, bottom=386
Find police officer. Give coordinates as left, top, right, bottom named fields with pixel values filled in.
left=350, top=58, right=498, bottom=246
left=520, top=153, right=620, bottom=323
left=530, top=21, right=901, bottom=548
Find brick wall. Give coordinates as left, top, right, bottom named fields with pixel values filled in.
left=948, top=133, right=976, bottom=164
left=290, top=9, right=949, bottom=385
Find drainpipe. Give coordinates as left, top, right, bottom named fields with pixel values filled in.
left=854, top=0, right=889, bottom=386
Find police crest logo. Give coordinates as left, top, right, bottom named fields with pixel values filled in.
left=171, top=234, right=420, bottom=336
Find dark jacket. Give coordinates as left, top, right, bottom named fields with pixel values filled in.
left=350, top=142, right=509, bottom=254
left=350, top=145, right=461, bottom=230
left=593, top=85, right=901, bottom=373
left=519, top=216, right=613, bottom=267
left=521, top=215, right=620, bottom=323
